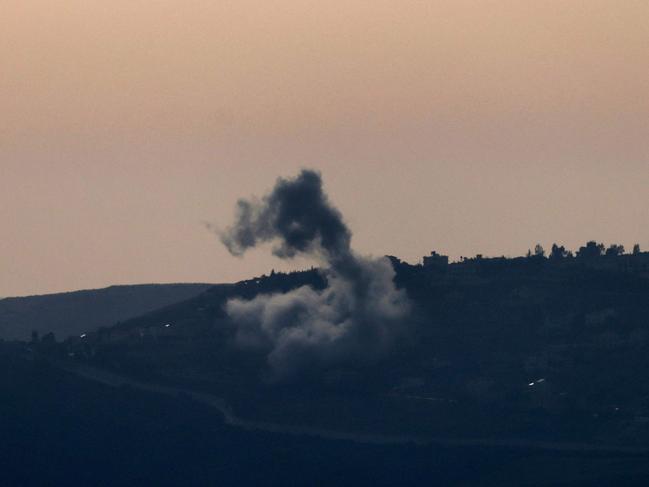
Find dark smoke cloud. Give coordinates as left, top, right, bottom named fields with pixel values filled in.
left=220, top=169, right=351, bottom=262
left=219, top=169, right=410, bottom=381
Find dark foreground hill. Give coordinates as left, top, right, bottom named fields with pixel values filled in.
left=0, top=283, right=213, bottom=341
left=2, top=344, right=649, bottom=487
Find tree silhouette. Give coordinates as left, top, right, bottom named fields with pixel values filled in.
left=605, top=244, right=625, bottom=257
left=550, top=244, right=569, bottom=260
left=576, top=241, right=605, bottom=259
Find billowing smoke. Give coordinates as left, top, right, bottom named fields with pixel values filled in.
left=219, top=169, right=410, bottom=381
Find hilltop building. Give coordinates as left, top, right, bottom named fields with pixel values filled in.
left=423, top=251, right=449, bottom=270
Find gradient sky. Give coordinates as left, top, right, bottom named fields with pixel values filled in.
left=2, top=1, right=648, bottom=297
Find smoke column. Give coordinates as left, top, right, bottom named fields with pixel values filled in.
left=219, top=170, right=410, bottom=381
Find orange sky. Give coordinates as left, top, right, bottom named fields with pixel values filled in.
left=1, top=1, right=648, bottom=296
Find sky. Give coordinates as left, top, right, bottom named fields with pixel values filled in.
left=1, top=1, right=648, bottom=297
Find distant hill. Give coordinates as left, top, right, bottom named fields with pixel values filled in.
left=0, top=283, right=214, bottom=341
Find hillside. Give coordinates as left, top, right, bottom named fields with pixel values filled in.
left=54, top=253, right=649, bottom=447
left=0, top=283, right=214, bottom=341
left=5, top=343, right=649, bottom=486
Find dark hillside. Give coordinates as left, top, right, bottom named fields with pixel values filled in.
left=57, top=253, right=649, bottom=447
left=2, top=343, right=649, bottom=487
left=0, top=283, right=213, bottom=341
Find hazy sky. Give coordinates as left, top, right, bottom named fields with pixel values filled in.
left=2, top=1, right=648, bottom=297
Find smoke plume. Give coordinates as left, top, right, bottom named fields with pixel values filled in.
left=219, top=169, right=410, bottom=381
